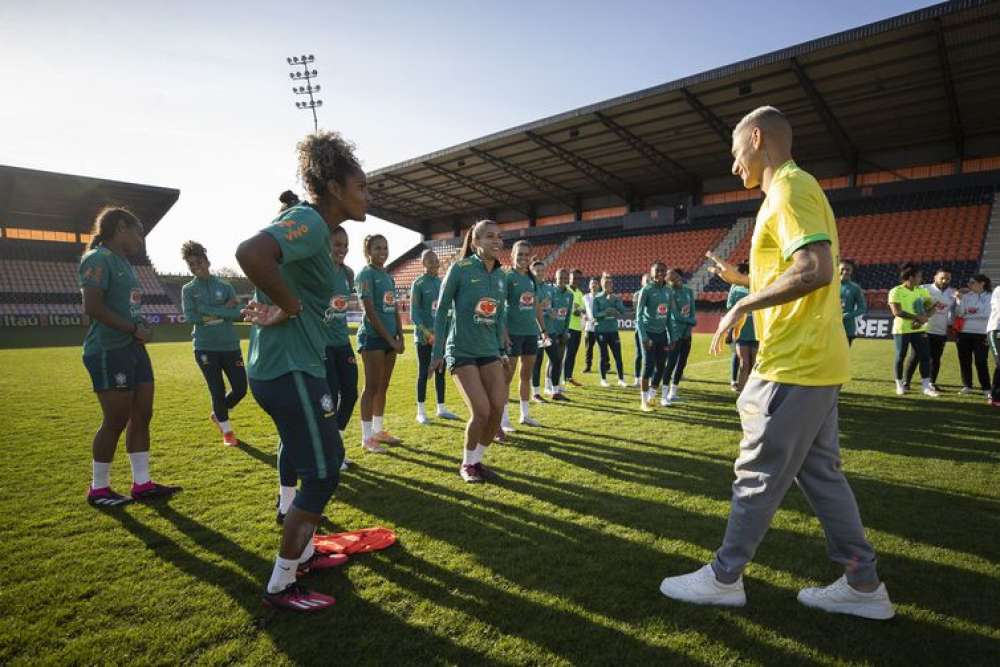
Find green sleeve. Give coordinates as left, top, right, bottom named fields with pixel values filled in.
left=432, top=265, right=459, bottom=360
left=200, top=284, right=242, bottom=320
left=852, top=285, right=867, bottom=318
left=635, top=288, right=648, bottom=342
left=410, top=280, right=425, bottom=331
left=682, top=291, right=697, bottom=326
left=181, top=285, right=200, bottom=323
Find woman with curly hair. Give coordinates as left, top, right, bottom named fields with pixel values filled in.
left=236, top=131, right=368, bottom=613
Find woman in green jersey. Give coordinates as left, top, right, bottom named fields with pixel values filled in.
left=592, top=272, right=627, bottom=386
left=502, top=240, right=545, bottom=427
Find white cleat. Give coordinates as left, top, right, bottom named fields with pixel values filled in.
left=796, top=576, right=895, bottom=620
left=958, top=386, right=974, bottom=395
left=894, top=381, right=906, bottom=396
left=500, top=420, right=517, bottom=434
left=519, top=416, right=541, bottom=427
left=617, top=379, right=627, bottom=387
left=416, top=413, right=430, bottom=425
left=436, top=408, right=460, bottom=420
left=659, top=394, right=672, bottom=407
left=599, top=379, right=610, bottom=387
left=923, top=386, right=941, bottom=397
left=659, top=565, right=746, bottom=607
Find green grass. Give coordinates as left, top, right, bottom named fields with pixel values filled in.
left=1, top=334, right=998, bottom=665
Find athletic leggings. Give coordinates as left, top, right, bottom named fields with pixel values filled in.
left=663, top=336, right=692, bottom=386
left=633, top=330, right=643, bottom=378
left=584, top=331, right=597, bottom=370
left=642, top=332, right=670, bottom=385
left=957, top=332, right=991, bottom=390
left=597, top=331, right=624, bottom=380
left=533, top=337, right=566, bottom=387
left=905, top=333, right=946, bottom=386
left=563, top=329, right=582, bottom=380
left=194, top=350, right=247, bottom=422
left=324, top=344, right=358, bottom=432
left=894, top=333, right=929, bottom=381
left=416, top=342, right=446, bottom=403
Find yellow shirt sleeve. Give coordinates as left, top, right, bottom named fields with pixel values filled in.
left=769, top=179, right=832, bottom=261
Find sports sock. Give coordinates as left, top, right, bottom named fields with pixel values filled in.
left=361, top=421, right=373, bottom=443
left=373, top=415, right=384, bottom=433
left=532, top=385, right=540, bottom=395
left=519, top=400, right=530, bottom=418
left=128, top=452, right=151, bottom=485
left=298, top=534, right=316, bottom=563
left=267, top=556, right=299, bottom=594
left=501, top=404, right=510, bottom=423
left=416, top=402, right=426, bottom=417
left=922, top=378, right=932, bottom=389
left=279, top=485, right=296, bottom=514
left=470, top=444, right=486, bottom=465
left=462, top=447, right=474, bottom=465
left=219, top=419, right=232, bottom=433
left=92, top=461, right=111, bottom=489
left=436, top=403, right=448, bottom=414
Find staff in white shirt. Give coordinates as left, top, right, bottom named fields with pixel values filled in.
left=904, top=267, right=955, bottom=391
left=986, top=284, right=1000, bottom=407
left=954, top=273, right=993, bottom=396
left=582, top=277, right=600, bottom=373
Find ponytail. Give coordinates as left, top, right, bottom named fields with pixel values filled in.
left=86, top=206, right=140, bottom=253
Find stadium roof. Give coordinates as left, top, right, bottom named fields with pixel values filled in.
left=0, top=165, right=179, bottom=238
left=367, top=0, right=1000, bottom=234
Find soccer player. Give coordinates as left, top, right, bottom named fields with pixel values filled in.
left=80, top=207, right=181, bottom=507
left=904, top=267, right=954, bottom=391
left=662, top=268, right=696, bottom=404
left=429, top=220, right=507, bottom=482
left=592, top=272, right=627, bottom=386
left=411, top=249, right=459, bottom=424
left=954, top=274, right=994, bottom=396
left=631, top=273, right=649, bottom=386
left=543, top=268, right=575, bottom=401
left=635, top=261, right=674, bottom=410
left=180, top=241, right=247, bottom=447
left=718, top=262, right=757, bottom=392
left=660, top=106, right=894, bottom=620
left=531, top=260, right=553, bottom=401
left=236, top=130, right=365, bottom=612
left=582, top=277, right=600, bottom=373
left=562, top=268, right=586, bottom=387
left=356, top=234, right=405, bottom=452
left=839, top=259, right=866, bottom=346
left=889, top=265, right=938, bottom=397
left=503, top=240, right=544, bottom=426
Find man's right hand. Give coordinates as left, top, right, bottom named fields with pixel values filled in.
left=706, top=251, right=744, bottom=285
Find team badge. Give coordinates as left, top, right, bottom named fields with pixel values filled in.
left=519, top=292, right=534, bottom=307
left=330, top=295, right=348, bottom=311
left=557, top=307, right=568, bottom=318
left=474, top=297, right=498, bottom=322
left=657, top=303, right=668, bottom=315
left=320, top=393, right=335, bottom=415
left=129, top=288, right=142, bottom=305
left=681, top=304, right=690, bottom=316
left=383, top=292, right=395, bottom=306
left=215, top=290, right=223, bottom=299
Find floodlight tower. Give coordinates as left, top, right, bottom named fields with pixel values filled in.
left=287, top=54, right=322, bottom=132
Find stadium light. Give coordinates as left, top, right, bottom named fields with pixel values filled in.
left=286, top=54, right=323, bottom=132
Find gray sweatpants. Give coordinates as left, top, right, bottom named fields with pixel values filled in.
left=711, top=376, right=878, bottom=587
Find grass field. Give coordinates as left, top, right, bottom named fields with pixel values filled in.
left=1, top=333, right=998, bottom=665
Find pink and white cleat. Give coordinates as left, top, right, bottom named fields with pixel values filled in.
left=263, top=583, right=336, bottom=612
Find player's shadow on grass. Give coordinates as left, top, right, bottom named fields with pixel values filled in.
left=236, top=440, right=277, bottom=469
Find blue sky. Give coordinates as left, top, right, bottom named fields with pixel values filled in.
left=0, top=0, right=936, bottom=274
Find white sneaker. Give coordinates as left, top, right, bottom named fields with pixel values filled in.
left=501, top=420, right=516, bottom=434
left=340, top=456, right=351, bottom=471
left=797, top=576, right=894, bottom=620
left=416, top=413, right=430, bottom=425
left=436, top=407, right=460, bottom=420
left=659, top=565, right=746, bottom=607
left=519, top=415, right=541, bottom=427
left=617, top=379, right=627, bottom=387
left=923, top=385, right=941, bottom=397
left=959, top=386, right=974, bottom=395
left=894, top=380, right=906, bottom=396
left=599, top=379, right=610, bottom=387
left=632, top=377, right=641, bottom=387
left=659, top=394, right=672, bottom=407
left=667, top=386, right=680, bottom=402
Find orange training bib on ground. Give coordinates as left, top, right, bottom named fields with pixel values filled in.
left=313, top=527, right=397, bottom=554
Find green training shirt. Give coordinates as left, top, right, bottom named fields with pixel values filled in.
left=635, top=282, right=674, bottom=343
left=410, top=273, right=441, bottom=345
left=323, top=263, right=354, bottom=348
left=669, top=285, right=697, bottom=340
left=726, top=285, right=756, bottom=342
left=356, top=264, right=399, bottom=343
left=182, top=276, right=241, bottom=352
left=79, top=246, right=144, bottom=356
left=504, top=269, right=540, bottom=336
left=246, top=203, right=338, bottom=381
left=432, top=254, right=506, bottom=361
left=545, top=286, right=575, bottom=337
left=592, top=291, right=625, bottom=333
left=840, top=279, right=867, bottom=337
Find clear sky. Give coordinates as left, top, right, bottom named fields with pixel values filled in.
left=0, top=0, right=935, bottom=275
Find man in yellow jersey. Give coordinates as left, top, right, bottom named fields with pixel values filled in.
left=659, top=107, right=893, bottom=620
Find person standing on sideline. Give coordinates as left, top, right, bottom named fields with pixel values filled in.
left=181, top=240, right=247, bottom=447
left=582, top=277, right=600, bottom=373
left=592, top=272, right=627, bottom=387
left=356, top=234, right=405, bottom=452
left=544, top=268, right=575, bottom=401
left=635, top=261, right=674, bottom=410
left=236, top=131, right=366, bottom=612
left=889, top=265, right=938, bottom=397
left=80, top=207, right=181, bottom=507
left=411, top=249, right=459, bottom=424
left=904, top=267, right=954, bottom=391
left=502, top=240, right=545, bottom=427
left=662, top=268, right=696, bottom=404
left=563, top=268, right=587, bottom=387
left=430, top=220, right=507, bottom=483
left=660, top=107, right=894, bottom=620
left=531, top=260, right=554, bottom=401
left=986, top=283, right=1000, bottom=407
left=631, top=274, right=649, bottom=386
left=839, top=259, right=866, bottom=346
left=954, top=274, right=993, bottom=396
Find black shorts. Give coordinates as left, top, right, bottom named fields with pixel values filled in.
left=448, top=355, right=500, bottom=373
left=83, top=341, right=154, bottom=392
left=358, top=335, right=393, bottom=352
left=508, top=334, right=538, bottom=357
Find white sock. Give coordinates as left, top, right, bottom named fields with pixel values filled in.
left=361, top=420, right=373, bottom=444
left=298, top=534, right=316, bottom=563
left=469, top=444, right=486, bottom=465
left=219, top=419, right=232, bottom=433
left=532, top=386, right=540, bottom=395
left=922, top=378, right=932, bottom=389
left=502, top=405, right=510, bottom=423
left=519, top=400, right=530, bottom=418
left=436, top=403, right=447, bottom=414
left=128, top=451, right=151, bottom=485
left=462, top=447, right=474, bottom=465
left=417, top=402, right=426, bottom=417
left=279, top=485, right=296, bottom=514
left=373, top=415, right=384, bottom=433
left=92, top=461, right=111, bottom=489
left=267, top=556, right=299, bottom=594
